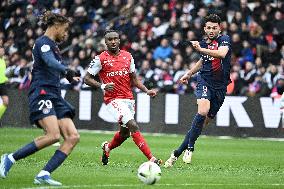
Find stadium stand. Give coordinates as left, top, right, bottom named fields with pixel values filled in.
left=0, top=0, right=283, bottom=96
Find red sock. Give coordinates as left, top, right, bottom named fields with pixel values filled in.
left=108, top=132, right=128, bottom=150
left=131, top=131, right=153, bottom=160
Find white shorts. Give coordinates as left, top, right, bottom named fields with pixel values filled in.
left=106, top=99, right=135, bottom=127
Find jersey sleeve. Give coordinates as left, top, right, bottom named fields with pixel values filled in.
left=87, top=56, right=102, bottom=76
left=130, top=56, right=136, bottom=73
left=219, top=35, right=231, bottom=48
left=38, top=42, right=67, bottom=73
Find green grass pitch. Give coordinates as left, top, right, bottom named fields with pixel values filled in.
left=0, top=127, right=284, bottom=189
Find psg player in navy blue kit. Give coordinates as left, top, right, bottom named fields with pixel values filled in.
left=0, top=11, right=81, bottom=185
left=165, top=14, right=231, bottom=168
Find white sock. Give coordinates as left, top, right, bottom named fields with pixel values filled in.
left=8, top=154, right=15, bottom=164
left=37, top=170, right=50, bottom=177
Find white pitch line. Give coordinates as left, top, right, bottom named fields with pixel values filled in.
left=78, top=129, right=284, bottom=142
left=21, top=183, right=284, bottom=189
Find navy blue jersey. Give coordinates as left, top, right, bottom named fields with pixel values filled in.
left=30, top=35, right=67, bottom=95
left=198, top=35, right=231, bottom=89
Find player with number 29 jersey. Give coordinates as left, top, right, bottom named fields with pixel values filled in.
left=29, top=36, right=75, bottom=125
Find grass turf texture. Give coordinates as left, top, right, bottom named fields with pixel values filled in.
left=0, top=127, right=284, bottom=189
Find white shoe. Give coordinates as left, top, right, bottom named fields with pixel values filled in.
left=34, top=175, right=62, bottom=186
left=164, top=153, right=177, bottom=168
left=0, top=154, right=14, bottom=178
left=182, top=149, right=193, bottom=164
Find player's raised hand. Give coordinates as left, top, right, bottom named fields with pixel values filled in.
left=190, top=41, right=202, bottom=52
left=147, top=89, right=158, bottom=97
left=104, top=82, right=115, bottom=91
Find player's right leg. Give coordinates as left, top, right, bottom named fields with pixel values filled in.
left=101, top=126, right=130, bottom=165
left=0, top=116, right=61, bottom=179
left=165, top=101, right=209, bottom=167
left=101, top=100, right=132, bottom=165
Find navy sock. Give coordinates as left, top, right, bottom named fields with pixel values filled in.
left=12, top=141, right=38, bottom=161
left=174, top=130, right=190, bottom=157
left=174, top=113, right=206, bottom=157
left=43, top=150, right=67, bottom=174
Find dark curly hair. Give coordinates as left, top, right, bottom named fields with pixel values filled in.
left=41, top=11, right=70, bottom=27
left=204, top=14, right=221, bottom=25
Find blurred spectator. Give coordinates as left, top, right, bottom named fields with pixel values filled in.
left=153, top=38, right=172, bottom=60
left=238, top=41, right=254, bottom=68
left=0, top=0, right=282, bottom=96
left=263, top=65, right=281, bottom=90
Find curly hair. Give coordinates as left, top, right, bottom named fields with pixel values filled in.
left=204, top=14, right=221, bottom=25
left=41, top=11, right=70, bottom=27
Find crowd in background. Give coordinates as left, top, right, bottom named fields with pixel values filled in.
left=0, top=0, right=284, bottom=97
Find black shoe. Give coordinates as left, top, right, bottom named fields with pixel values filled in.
left=101, top=141, right=109, bottom=165
left=150, top=157, right=163, bottom=166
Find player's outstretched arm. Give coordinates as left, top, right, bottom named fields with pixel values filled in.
left=179, top=59, right=203, bottom=84
left=190, top=41, right=229, bottom=59
left=84, top=72, right=114, bottom=91
left=130, top=72, right=157, bottom=97
left=41, top=50, right=80, bottom=83
left=41, top=50, right=67, bottom=73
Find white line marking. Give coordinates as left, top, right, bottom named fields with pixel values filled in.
left=21, top=183, right=284, bottom=189
left=78, top=129, right=284, bottom=142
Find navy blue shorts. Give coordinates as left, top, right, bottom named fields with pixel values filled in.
left=195, top=81, right=226, bottom=119
left=29, top=89, right=75, bottom=126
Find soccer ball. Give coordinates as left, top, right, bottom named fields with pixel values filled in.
left=137, top=161, right=161, bottom=185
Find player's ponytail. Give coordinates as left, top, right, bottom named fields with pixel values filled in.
left=41, top=11, right=70, bottom=27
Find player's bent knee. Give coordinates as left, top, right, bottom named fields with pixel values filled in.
left=65, top=133, right=80, bottom=145
left=121, top=132, right=130, bottom=139
left=126, top=120, right=139, bottom=133
left=48, top=133, right=61, bottom=144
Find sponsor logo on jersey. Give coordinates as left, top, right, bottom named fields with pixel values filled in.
left=103, top=59, right=115, bottom=67
left=201, top=54, right=215, bottom=61
left=106, top=68, right=129, bottom=77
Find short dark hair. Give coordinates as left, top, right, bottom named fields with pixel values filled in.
left=104, top=29, right=119, bottom=37
left=41, top=11, right=70, bottom=27
left=204, top=14, right=221, bottom=25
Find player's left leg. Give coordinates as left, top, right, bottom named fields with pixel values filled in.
left=165, top=84, right=212, bottom=168
left=127, top=120, right=162, bottom=166
left=34, top=118, right=79, bottom=186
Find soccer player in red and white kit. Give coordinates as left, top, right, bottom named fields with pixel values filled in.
left=84, top=30, right=162, bottom=166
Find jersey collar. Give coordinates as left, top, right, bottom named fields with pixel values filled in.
left=106, top=49, right=121, bottom=57
left=205, top=34, right=221, bottom=44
